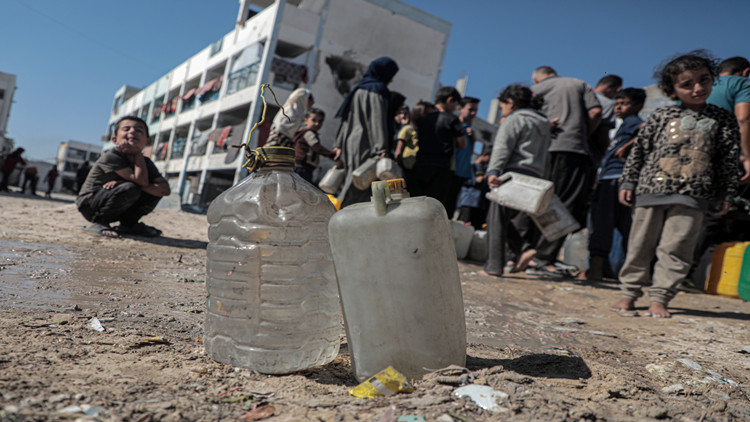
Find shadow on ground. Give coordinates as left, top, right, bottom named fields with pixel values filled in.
left=468, top=353, right=592, bottom=380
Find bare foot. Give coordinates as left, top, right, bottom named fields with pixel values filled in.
left=610, top=298, right=636, bottom=312
left=478, top=270, right=502, bottom=278
left=511, top=249, right=536, bottom=273
left=645, top=302, right=671, bottom=318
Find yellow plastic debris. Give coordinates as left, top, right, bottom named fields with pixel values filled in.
left=350, top=366, right=415, bottom=398
left=327, top=194, right=341, bottom=210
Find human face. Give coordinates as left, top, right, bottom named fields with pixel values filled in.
left=499, top=99, right=516, bottom=117
left=672, top=67, right=713, bottom=111
left=459, top=102, right=478, bottom=123
left=114, top=119, right=149, bottom=155
left=613, top=98, right=640, bottom=119
left=304, top=113, right=324, bottom=132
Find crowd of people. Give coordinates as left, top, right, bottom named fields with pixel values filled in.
left=291, top=51, right=749, bottom=319
left=3, top=50, right=749, bottom=319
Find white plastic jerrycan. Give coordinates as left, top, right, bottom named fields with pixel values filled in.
left=328, top=179, right=466, bottom=382
left=205, top=146, right=341, bottom=374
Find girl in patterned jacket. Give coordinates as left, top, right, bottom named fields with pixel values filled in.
left=611, top=51, right=740, bottom=318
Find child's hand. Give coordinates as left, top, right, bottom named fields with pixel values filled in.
left=487, top=174, right=500, bottom=187
left=618, top=189, right=633, bottom=207
left=712, top=200, right=731, bottom=216
left=740, top=156, right=750, bottom=184
left=332, top=148, right=341, bottom=161
left=103, top=181, right=118, bottom=190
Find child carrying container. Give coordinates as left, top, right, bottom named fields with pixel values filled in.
left=611, top=51, right=740, bottom=318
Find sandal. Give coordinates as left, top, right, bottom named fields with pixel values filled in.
left=117, top=222, right=162, bottom=237
left=83, top=223, right=120, bottom=238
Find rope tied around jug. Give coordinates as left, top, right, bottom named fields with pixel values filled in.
left=236, top=84, right=290, bottom=173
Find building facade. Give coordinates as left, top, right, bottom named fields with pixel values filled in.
left=106, top=0, right=451, bottom=209
left=0, top=72, right=17, bottom=157
left=56, top=140, right=102, bottom=193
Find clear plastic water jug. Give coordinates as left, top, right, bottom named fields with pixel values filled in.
left=205, top=146, right=341, bottom=374
left=328, top=179, right=466, bottom=381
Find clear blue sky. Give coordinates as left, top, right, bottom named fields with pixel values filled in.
left=3, top=0, right=749, bottom=162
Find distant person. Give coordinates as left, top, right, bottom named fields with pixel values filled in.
left=456, top=150, right=490, bottom=230
left=591, top=74, right=623, bottom=165
left=43, top=166, right=59, bottom=198
left=293, top=108, right=341, bottom=184
left=333, top=56, right=399, bottom=207
left=612, top=51, right=739, bottom=318
left=266, top=88, right=314, bottom=148
left=77, top=116, right=171, bottom=238
left=21, top=165, right=39, bottom=195
left=706, top=56, right=750, bottom=182
left=481, top=85, right=551, bottom=277
left=1, top=148, right=26, bottom=192
left=585, top=88, right=646, bottom=281
left=528, top=66, right=602, bottom=277
left=447, top=96, right=480, bottom=218
left=395, top=100, right=434, bottom=176
left=76, top=161, right=92, bottom=194
left=409, top=86, right=466, bottom=211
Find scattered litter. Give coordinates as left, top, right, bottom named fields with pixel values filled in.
left=239, top=404, right=275, bottom=420
left=453, top=385, right=508, bottom=412
left=130, top=336, right=171, bottom=348
left=548, top=326, right=618, bottom=338
left=58, top=405, right=83, bottom=414
left=616, top=310, right=639, bottom=317
left=397, top=416, right=425, bottom=422
left=558, top=317, right=586, bottom=325
left=350, top=366, right=415, bottom=398
left=677, top=359, right=738, bottom=386
left=376, top=405, right=396, bottom=422
left=447, top=410, right=477, bottom=422
left=52, top=314, right=71, bottom=325
left=662, top=384, right=684, bottom=393
left=424, top=365, right=475, bottom=386
left=88, top=317, right=105, bottom=332
left=740, top=346, right=750, bottom=354
left=645, top=363, right=674, bottom=376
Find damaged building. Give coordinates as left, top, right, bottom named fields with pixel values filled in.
left=105, top=0, right=471, bottom=209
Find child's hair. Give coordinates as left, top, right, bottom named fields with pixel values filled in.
left=654, top=49, right=719, bottom=98
left=615, top=87, right=647, bottom=107
left=434, top=86, right=461, bottom=105
left=305, top=107, right=325, bottom=119
left=410, top=100, right=434, bottom=124
left=498, top=84, right=544, bottom=110
left=596, top=74, right=623, bottom=89
left=116, top=115, right=150, bottom=137
left=460, top=96, right=480, bottom=107
left=718, top=56, right=750, bottom=74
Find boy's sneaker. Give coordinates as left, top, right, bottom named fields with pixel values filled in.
left=117, top=222, right=162, bottom=237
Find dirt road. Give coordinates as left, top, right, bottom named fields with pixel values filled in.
left=1, top=191, right=748, bottom=421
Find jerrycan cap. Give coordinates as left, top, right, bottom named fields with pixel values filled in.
left=372, top=178, right=409, bottom=197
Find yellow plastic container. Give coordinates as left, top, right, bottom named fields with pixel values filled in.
left=705, top=241, right=749, bottom=298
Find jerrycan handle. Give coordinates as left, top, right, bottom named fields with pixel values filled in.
left=371, top=181, right=392, bottom=216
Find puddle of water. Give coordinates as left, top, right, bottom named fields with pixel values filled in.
left=1, top=240, right=73, bottom=310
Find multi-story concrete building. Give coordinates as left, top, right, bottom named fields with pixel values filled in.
left=106, top=0, right=455, bottom=209
left=0, top=72, right=17, bottom=157
left=55, top=140, right=102, bottom=193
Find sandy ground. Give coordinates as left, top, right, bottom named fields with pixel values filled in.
left=1, top=190, right=749, bottom=422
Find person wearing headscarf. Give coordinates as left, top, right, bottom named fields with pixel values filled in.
left=266, top=88, right=314, bottom=147
left=333, top=57, right=399, bottom=207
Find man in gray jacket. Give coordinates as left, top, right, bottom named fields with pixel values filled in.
left=528, top=66, right=602, bottom=277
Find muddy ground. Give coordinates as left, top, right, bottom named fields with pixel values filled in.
left=1, top=191, right=749, bottom=422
